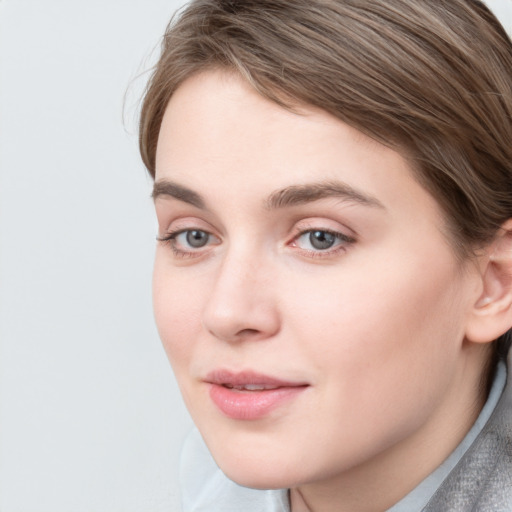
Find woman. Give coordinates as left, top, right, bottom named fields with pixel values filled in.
left=139, top=1, right=512, bottom=510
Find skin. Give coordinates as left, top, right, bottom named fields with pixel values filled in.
left=152, top=70, right=492, bottom=512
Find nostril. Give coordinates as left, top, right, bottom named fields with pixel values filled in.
left=240, top=328, right=259, bottom=335
left=236, top=328, right=261, bottom=339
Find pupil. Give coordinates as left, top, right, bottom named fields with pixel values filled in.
left=186, top=230, right=208, bottom=248
left=310, top=230, right=335, bottom=250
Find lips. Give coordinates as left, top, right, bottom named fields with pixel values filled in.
left=205, top=370, right=309, bottom=420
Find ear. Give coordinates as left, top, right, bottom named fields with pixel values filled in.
left=465, top=219, right=512, bottom=344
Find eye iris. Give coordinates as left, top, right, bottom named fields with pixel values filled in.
left=310, top=230, right=335, bottom=250
left=186, top=230, right=209, bottom=248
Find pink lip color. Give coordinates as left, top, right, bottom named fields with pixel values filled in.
left=205, top=370, right=308, bottom=420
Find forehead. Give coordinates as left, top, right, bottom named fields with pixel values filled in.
left=155, top=70, right=444, bottom=229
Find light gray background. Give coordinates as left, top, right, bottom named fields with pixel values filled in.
left=0, top=1, right=510, bottom=511
left=0, top=1, right=192, bottom=511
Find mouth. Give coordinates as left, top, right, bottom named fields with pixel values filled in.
left=222, top=383, right=282, bottom=391
left=204, top=370, right=309, bottom=420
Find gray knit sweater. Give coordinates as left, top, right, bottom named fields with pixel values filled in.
left=422, top=349, right=512, bottom=511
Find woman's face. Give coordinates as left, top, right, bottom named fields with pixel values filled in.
left=153, top=70, right=482, bottom=492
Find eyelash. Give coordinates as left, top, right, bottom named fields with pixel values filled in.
left=157, top=229, right=217, bottom=259
left=157, top=227, right=356, bottom=259
left=290, top=228, right=355, bottom=259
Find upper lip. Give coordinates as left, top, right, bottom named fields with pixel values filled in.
left=204, top=370, right=309, bottom=389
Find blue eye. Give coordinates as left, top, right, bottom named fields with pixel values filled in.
left=158, top=228, right=219, bottom=257
left=294, top=229, right=353, bottom=252
left=182, top=230, right=210, bottom=248
left=308, top=230, right=336, bottom=250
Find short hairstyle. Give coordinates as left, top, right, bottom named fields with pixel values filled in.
left=139, top=0, right=512, bottom=359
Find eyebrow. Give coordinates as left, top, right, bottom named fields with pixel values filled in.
left=152, top=179, right=384, bottom=211
left=152, top=180, right=205, bottom=209
left=265, top=181, right=385, bottom=210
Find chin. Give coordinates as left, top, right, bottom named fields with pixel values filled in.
left=196, top=415, right=314, bottom=489
left=222, top=465, right=296, bottom=490
left=210, top=445, right=305, bottom=490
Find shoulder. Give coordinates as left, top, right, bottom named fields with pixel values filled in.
left=424, top=352, right=512, bottom=512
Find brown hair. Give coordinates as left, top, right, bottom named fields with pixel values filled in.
left=139, top=0, right=512, bottom=358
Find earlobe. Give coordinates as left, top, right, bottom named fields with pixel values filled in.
left=465, top=219, right=512, bottom=344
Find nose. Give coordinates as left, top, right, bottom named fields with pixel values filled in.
left=201, top=252, right=280, bottom=343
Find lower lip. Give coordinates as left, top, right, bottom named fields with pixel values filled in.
left=208, top=384, right=307, bottom=420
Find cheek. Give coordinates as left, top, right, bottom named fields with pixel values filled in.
left=284, top=250, right=465, bottom=391
left=152, top=256, right=203, bottom=369
left=272, top=256, right=467, bottom=468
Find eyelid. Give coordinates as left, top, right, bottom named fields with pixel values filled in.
left=295, top=228, right=354, bottom=243
left=291, top=218, right=356, bottom=240
left=158, top=215, right=213, bottom=234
